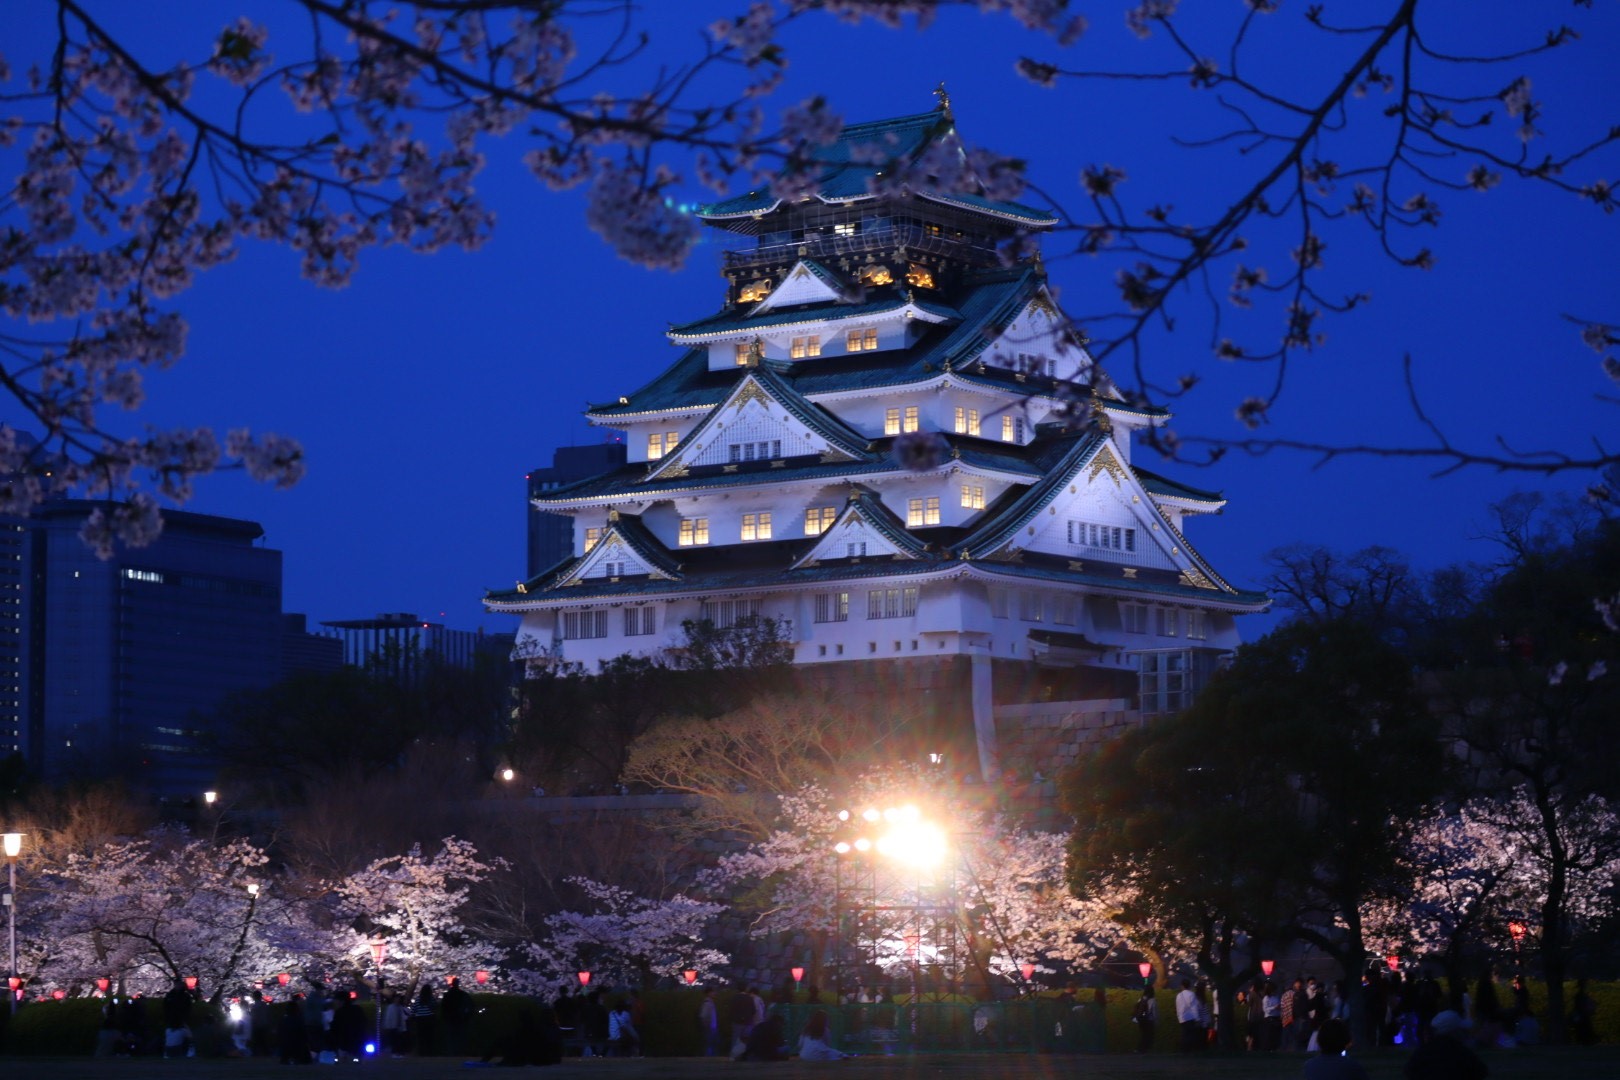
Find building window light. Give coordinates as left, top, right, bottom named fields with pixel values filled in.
left=678, top=518, right=709, bottom=547
left=791, top=335, right=821, bottom=359
left=885, top=408, right=901, bottom=436
left=954, top=407, right=980, bottom=436
left=961, top=484, right=985, bottom=510
left=583, top=528, right=602, bottom=552
left=907, top=497, right=940, bottom=527
left=805, top=506, right=837, bottom=536
left=903, top=406, right=920, bottom=433
left=741, top=512, right=773, bottom=541
left=847, top=327, right=878, bottom=352
left=1001, top=415, right=1025, bottom=442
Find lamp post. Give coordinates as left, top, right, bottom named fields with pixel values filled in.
left=3, top=832, right=20, bottom=1014
left=369, top=938, right=388, bottom=1057
left=1139, top=961, right=1153, bottom=987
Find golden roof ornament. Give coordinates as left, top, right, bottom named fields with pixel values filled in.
left=747, top=336, right=764, bottom=366
left=1089, top=386, right=1113, bottom=435
left=934, top=82, right=953, bottom=119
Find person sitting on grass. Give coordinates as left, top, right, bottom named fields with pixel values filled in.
left=797, top=1010, right=846, bottom=1061
left=1304, top=1018, right=1368, bottom=1080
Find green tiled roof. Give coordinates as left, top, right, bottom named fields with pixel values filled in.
left=696, top=109, right=1056, bottom=227
left=668, top=295, right=962, bottom=342
left=1133, top=466, right=1225, bottom=505
left=589, top=265, right=1044, bottom=421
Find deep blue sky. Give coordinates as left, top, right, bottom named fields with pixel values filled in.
left=4, top=2, right=1617, bottom=636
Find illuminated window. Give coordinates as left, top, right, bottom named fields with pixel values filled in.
left=1001, top=415, right=1024, bottom=442
left=664, top=430, right=679, bottom=453
left=741, top=512, right=773, bottom=541
left=647, top=432, right=665, bottom=459
left=961, top=485, right=985, bottom=510
left=906, top=264, right=935, bottom=289
left=903, top=406, right=920, bottom=433
left=847, top=327, right=878, bottom=351
left=884, top=408, right=901, bottom=436
left=1068, top=520, right=1136, bottom=553
left=584, top=528, right=602, bottom=552
left=699, top=598, right=761, bottom=629
left=791, top=335, right=821, bottom=359
left=867, top=587, right=919, bottom=619
left=738, top=280, right=771, bottom=303
left=859, top=265, right=893, bottom=286
left=734, top=342, right=752, bottom=366
left=678, top=518, right=709, bottom=547
left=954, top=407, right=980, bottom=436
left=907, top=497, right=940, bottom=527
left=814, top=592, right=849, bottom=623
left=833, top=222, right=858, bottom=237
left=561, top=610, right=608, bottom=640
left=805, top=506, right=837, bottom=535
left=1140, top=651, right=1189, bottom=715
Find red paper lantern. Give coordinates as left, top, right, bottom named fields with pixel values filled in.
left=577, top=971, right=591, bottom=987
left=97, top=978, right=110, bottom=993
left=475, top=970, right=489, bottom=985
left=791, top=967, right=805, bottom=985
left=683, top=970, right=698, bottom=986
left=445, top=975, right=456, bottom=985
left=7, top=977, right=19, bottom=991
left=184, top=976, right=198, bottom=991
left=1385, top=955, right=1399, bottom=973
left=52, top=989, right=66, bottom=1000
left=1508, top=921, right=1527, bottom=943
left=1020, top=963, right=1035, bottom=982
left=1139, top=962, right=1153, bottom=980
left=277, top=973, right=290, bottom=987
left=1260, top=960, right=1275, bottom=977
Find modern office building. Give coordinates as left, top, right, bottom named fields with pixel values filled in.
left=484, top=99, right=1269, bottom=775
left=527, top=443, right=627, bottom=578
left=13, top=501, right=283, bottom=791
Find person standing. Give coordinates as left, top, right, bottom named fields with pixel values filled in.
left=411, top=984, right=438, bottom=1055
left=1133, top=986, right=1158, bottom=1053
left=1405, top=1010, right=1488, bottom=1080
left=1304, top=1018, right=1370, bottom=1080
left=1175, top=978, right=1202, bottom=1052
left=729, top=984, right=757, bottom=1059
left=698, top=987, right=719, bottom=1056
left=1263, top=981, right=1283, bottom=1051
left=441, top=976, right=473, bottom=1056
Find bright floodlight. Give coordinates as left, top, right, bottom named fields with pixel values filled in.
left=862, top=808, right=880, bottom=823
left=854, top=837, right=872, bottom=852
left=875, top=818, right=948, bottom=868
left=837, top=810, right=850, bottom=821
left=501, top=768, right=515, bottom=782
left=834, top=841, right=852, bottom=854
left=1, top=833, right=20, bottom=858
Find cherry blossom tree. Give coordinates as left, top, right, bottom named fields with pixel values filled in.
left=706, top=769, right=1125, bottom=995
left=23, top=830, right=327, bottom=999
left=515, top=876, right=727, bottom=991
left=333, top=836, right=502, bottom=994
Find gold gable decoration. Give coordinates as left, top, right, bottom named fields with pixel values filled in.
left=1179, top=567, right=1220, bottom=591
left=1088, top=444, right=1125, bottom=485
left=734, top=378, right=770, bottom=409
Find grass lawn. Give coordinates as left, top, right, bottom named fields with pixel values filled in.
left=4, top=1046, right=1613, bottom=1080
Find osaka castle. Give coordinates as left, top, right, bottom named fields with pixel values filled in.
left=485, top=98, right=1268, bottom=772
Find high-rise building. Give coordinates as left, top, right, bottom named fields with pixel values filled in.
left=14, top=501, right=283, bottom=792
left=526, top=443, right=627, bottom=578
left=484, top=100, right=1269, bottom=774
left=318, top=612, right=507, bottom=682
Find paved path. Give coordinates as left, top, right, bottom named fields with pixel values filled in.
left=2, top=1048, right=1611, bottom=1080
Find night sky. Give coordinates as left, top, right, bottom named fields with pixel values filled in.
left=4, top=2, right=1616, bottom=638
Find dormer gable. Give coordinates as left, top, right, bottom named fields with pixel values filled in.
left=555, top=513, right=682, bottom=589
left=791, top=489, right=932, bottom=570
left=960, top=436, right=1237, bottom=594
left=750, top=260, right=848, bottom=313
left=641, top=369, right=867, bottom=483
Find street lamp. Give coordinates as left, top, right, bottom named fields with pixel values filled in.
left=577, top=971, right=591, bottom=988
left=475, top=970, right=489, bottom=986
left=1139, top=961, right=1153, bottom=984
left=369, top=938, right=388, bottom=1057
left=791, top=966, right=805, bottom=991
left=3, top=831, right=21, bottom=1014
left=683, top=969, right=698, bottom=987
left=1260, top=959, right=1275, bottom=978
